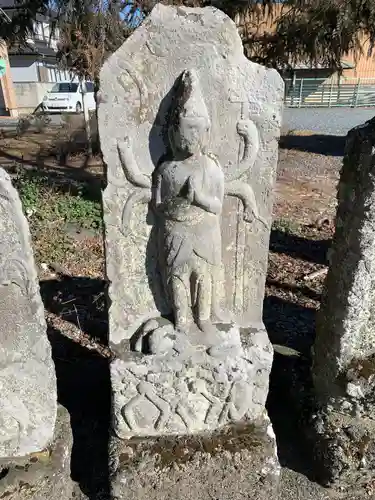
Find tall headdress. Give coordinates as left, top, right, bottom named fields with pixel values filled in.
left=170, top=69, right=211, bottom=131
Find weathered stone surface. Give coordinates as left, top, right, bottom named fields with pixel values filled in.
left=311, top=409, right=375, bottom=490
left=314, top=118, right=375, bottom=401
left=109, top=416, right=280, bottom=500
left=0, top=406, right=82, bottom=500
left=112, top=326, right=272, bottom=438
left=312, top=117, right=375, bottom=488
left=0, top=168, right=56, bottom=458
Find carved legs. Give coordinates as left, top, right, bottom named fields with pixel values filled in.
left=122, top=381, right=171, bottom=432
left=193, top=262, right=221, bottom=338
left=210, top=265, right=231, bottom=324
left=170, top=273, right=190, bottom=332
left=169, top=264, right=217, bottom=336
left=196, top=270, right=217, bottom=336
left=167, top=262, right=223, bottom=338
left=197, top=269, right=212, bottom=322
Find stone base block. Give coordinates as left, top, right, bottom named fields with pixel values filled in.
left=0, top=406, right=81, bottom=500
left=311, top=354, right=375, bottom=493
left=111, top=325, right=273, bottom=438
left=312, top=409, right=375, bottom=493
left=109, top=417, right=280, bottom=500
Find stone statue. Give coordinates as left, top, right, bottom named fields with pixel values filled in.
left=0, top=168, right=56, bottom=458
left=117, top=69, right=266, bottom=352
left=100, top=8, right=284, bottom=475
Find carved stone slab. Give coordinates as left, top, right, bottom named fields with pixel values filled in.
left=100, top=5, right=283, bottom=449
left=310, top=117, right=375, bottom=488
left=0, top=168, right=56, bottom=457
left=314, top=116, right=375, bottom=403
left=99, top=4, right=284, bottom=347
left=112, top=326, right=272, bottom=438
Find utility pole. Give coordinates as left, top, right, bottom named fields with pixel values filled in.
left=0, top=42, right=18, bottom=118
left=0, top=10, right=17, bottom=117
left=80, top=79, right=92, bottom=156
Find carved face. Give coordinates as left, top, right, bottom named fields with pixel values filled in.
left=170, top=117, right=210, bottom=155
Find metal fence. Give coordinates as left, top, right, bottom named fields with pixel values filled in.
left=284, top=77, right=375, bottom=108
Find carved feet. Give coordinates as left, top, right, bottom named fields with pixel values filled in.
left=131, top=317, right=233, bottom=356
left=132, top=317, right=176, bottom=355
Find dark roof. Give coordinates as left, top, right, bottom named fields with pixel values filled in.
left=8, top=42, right=57, bottom=58
left=290, top=60, right=355, bottom=70
left=0, top=3, right=57, bottom=22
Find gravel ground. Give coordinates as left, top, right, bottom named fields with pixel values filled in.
left=278, top=134, right=344, bottom=177
left=274, top=134, right=343, bottom=226
left=283, top=106, right=375, bottom=135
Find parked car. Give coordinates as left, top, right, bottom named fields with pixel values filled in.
left=42, top=81, right=96, bottom=113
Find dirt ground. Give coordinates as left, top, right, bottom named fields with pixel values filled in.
left=269, top=132, right=341, bottom=350
left=0, top=122, right=347, bottom=497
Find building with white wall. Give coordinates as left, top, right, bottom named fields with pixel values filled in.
left=0, top=1, right=75, bottom=114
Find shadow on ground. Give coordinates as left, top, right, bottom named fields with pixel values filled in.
left=279, top=134, right=345, bottom=157
left=42, top=277, right=111, bottom=499
left=264, top=293, right=319, bottom=482
left=41, top=277, right=108, bottom=345
left=270, top=229, right=331, bottom=265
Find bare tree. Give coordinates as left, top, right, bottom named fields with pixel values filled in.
left=2, top=0, right=375, bottom=78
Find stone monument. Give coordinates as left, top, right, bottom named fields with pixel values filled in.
left=312, top=117, right=375, bottom=491
left=0, top=168, right=56, bottom=458
left=99, top=4, right=283, bottom=498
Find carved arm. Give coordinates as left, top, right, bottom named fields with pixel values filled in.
left=117, top=137, right=151, bottom=189
left=121, top=189, right=152, bottom=231
left=225, top=180, right=268, bottom=229
left=237, top=119, right=260, bottom=169
left=225, top=120, right=260, bottom=182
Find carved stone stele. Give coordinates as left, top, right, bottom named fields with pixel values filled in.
left=0, top=168, right=56, bottom=458
left=99, top=4, right=283, bottom=441
left=311, top=117, right=375, bottom=489
left=101, top=5, right=283, bottom=499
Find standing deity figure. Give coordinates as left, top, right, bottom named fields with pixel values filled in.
left=154, top=70, right=224, bottom=337
left=117, top=69, right=266, bottom=350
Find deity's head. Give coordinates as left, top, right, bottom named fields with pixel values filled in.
left=168, top=69, right=211, bottom=156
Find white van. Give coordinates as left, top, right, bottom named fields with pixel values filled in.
left=42, top=81, right=96, bottom=113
